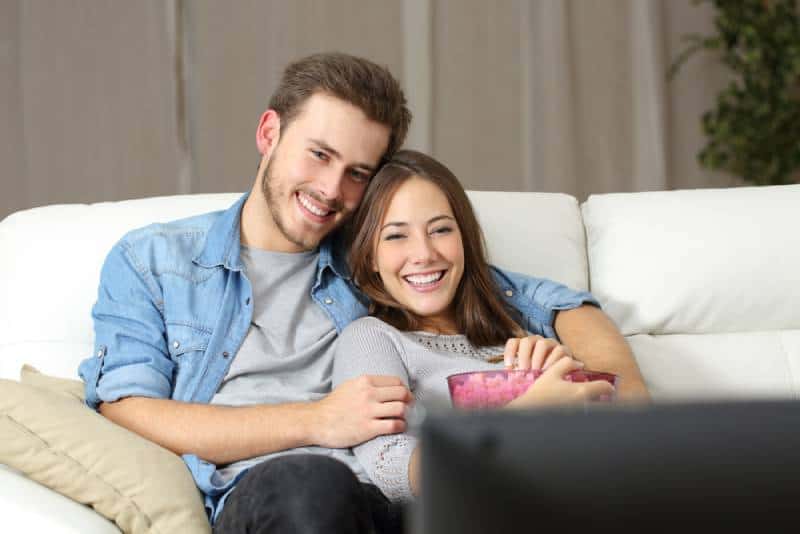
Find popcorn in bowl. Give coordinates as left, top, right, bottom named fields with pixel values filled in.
left=447, top=369, right=619, bottom=409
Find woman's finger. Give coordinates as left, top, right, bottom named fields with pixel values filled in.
left=515, top=336, right=537, bottom=370
left=503, top=338, right=521, bottom=368
left=530, top=338, right=558, bottom=370
left=542, top=344, right=569, bottom=369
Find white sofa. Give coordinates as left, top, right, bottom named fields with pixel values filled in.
left=2, top=186, right=799, bottom=532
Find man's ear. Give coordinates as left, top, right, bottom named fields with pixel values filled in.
left=256, top=110, right=281, bottom=156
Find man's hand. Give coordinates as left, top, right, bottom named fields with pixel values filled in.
left=310, top=375, right=413, bottom=448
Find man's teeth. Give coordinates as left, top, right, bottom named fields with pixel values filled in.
left=405, top=271, right=444, bottom=285
left=298, top=193, right=332, bottom=217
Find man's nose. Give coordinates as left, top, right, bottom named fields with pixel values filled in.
left=315, top=167, right=345, bottom=201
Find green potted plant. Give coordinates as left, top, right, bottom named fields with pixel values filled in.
left=668, top=0, right=800, bottom=185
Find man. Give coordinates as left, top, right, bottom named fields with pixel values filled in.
left=79, top=52, right=648, bottom=533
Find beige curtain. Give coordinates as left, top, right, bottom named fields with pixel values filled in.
left=1, top=0, right=736, bottom=220
left=424, top=0, right=735, bottom=197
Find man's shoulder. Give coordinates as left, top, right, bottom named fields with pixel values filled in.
left=112, top=209, right=227, bottom=268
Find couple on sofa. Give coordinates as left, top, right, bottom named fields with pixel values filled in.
left=78, top=52, right=648, bottom=533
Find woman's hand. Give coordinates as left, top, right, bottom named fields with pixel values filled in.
left=504, top=357, right=616, bottom=408
left=503, top=335, right=573, bottom=370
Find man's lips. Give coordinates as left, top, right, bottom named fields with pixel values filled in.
left=296, top=191, right=336, bottom=221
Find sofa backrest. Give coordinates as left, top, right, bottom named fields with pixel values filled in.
left=582, top=184, right=800, bottom=400
left=0, top=191, right=589, bottom=381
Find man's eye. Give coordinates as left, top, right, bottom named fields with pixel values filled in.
left=311, top=150, right=328, bottom=161
left=349, top=169, right=369, bottom=182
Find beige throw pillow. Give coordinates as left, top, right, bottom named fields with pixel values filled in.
left=0, top=366, right=210, bottom=534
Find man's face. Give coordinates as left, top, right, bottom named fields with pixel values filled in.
left=259, top=93, right=390, bottom=252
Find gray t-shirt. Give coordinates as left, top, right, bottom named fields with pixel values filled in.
left=210, top=245, right=369, bottom=485
left=332, top=316, right=508, bottom=502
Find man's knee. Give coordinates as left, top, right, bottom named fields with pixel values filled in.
left=215, top=455, right=369, bottom=534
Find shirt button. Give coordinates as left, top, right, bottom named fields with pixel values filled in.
left=222, top=351, right=230, bottom=358
left=97, top=349, right=104, bottom=358
left=173, top=340, right=180, bottom=350
left=324, top=298, right=333, bottom=305
left=245, top=297, right=251, bottom=305
left=505, top=289, right=514, bottom=297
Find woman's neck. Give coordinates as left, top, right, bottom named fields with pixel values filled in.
left=415, top=313, right=459, bottom=335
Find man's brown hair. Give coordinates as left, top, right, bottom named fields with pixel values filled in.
left=347, top=150, right=524, bottom=347
left=269, top=52, right=411, bottom=160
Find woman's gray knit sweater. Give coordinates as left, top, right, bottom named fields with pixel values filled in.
left=332, top=316, right=507, bottom=502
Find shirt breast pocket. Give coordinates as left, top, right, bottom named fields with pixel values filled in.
left=165, top=323, right=212, bottom=388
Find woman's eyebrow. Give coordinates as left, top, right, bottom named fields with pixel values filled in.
left=427, top=215, right=455, bottom=224
left=380, top=221, right=408, bottom=231
left=380, top=215, right=454, bottom=231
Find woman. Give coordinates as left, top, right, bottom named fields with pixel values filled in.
left=333, top=150, right=615, bottom=502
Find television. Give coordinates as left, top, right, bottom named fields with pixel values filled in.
left=412, top=400, right=800, bottom=532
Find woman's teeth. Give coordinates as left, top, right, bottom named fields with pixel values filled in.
left=298, top=193, right=332, bottom=217
left=405, top=271, right=445, bottom=286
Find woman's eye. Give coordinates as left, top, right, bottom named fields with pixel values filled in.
left=432, top=226, right=453, bottom=235
left=383, top=233, right=405, bottom=241
left=311, top=150, right=328, bottom=161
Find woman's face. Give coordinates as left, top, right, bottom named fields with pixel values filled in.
left=374, top=177, right=464, bottom=332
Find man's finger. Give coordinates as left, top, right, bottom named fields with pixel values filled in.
left=364, top=375, right=405, bottom=387
left=374, top=385, right=413, bottom=403
left=370, top=418, right=406, bottom=438
left=373, top=401, right=408, bottom=419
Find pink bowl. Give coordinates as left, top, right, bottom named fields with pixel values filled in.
left=447, top=369, right=619, bottom=409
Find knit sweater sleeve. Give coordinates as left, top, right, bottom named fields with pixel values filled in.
left=333, top=317, right=417, bottom=502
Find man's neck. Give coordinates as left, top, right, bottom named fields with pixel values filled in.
left=240, top=184, right=303, bottom=253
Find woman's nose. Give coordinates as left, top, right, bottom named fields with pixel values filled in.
left=409, top=235, right=437, bottom=263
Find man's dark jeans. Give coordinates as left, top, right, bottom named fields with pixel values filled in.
left=213, top=454, right=405, bottom=534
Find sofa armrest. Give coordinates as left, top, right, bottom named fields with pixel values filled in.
left=0, top=464, right=120, bottom=534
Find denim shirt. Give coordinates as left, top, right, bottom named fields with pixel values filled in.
left=78, top=192, right=598, bottom=517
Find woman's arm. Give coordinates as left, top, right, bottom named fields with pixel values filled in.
left=333, top=318, right=418, bottom=501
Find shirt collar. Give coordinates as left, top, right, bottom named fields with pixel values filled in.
left=193, top=191, right=352, bottom=280
left=318, top=229, right=352, bottom=281
left=193, top=192, right=248, bottom=271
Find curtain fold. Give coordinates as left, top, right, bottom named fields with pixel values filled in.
left=1, top=0, right=737, bottom=220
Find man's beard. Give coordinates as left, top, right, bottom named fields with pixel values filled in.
left=260, top=155, right=347, bottom=251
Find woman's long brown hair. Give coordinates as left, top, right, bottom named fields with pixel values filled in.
left=347, top=150, right=524, bottom=347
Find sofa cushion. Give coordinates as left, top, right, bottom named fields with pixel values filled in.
left=0, top=366, right=210, bottom=534
left=582, top=184, right=800, bottom=336
left=627, top=330, right=800, bottom=400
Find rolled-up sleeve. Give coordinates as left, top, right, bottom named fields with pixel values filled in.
left=491, top=266, right=599, bottom=340
left=78, top=240, right=174, bottom=410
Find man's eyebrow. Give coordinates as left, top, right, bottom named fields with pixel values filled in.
left=380, top=215, right=454, bottom=231
left=309, top=139, right=377, bottom=172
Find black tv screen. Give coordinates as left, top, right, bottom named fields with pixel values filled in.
left=414, top=400, right=800, bottom=533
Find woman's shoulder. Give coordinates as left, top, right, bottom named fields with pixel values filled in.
left=341, top=316, right=403, bottom=342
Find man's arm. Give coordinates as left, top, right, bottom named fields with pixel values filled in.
left=554, top=304, right=650, bottom=402
left=99, top=374, right=412, bottom=466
